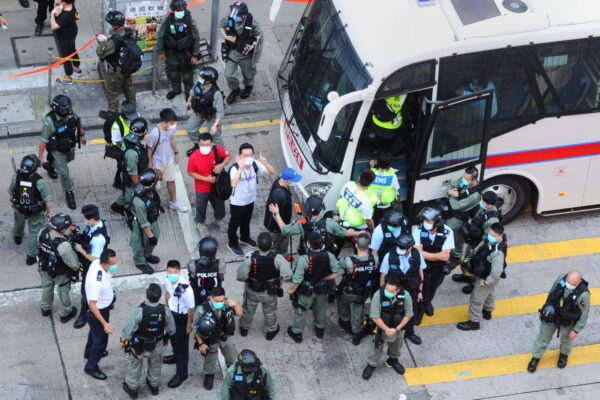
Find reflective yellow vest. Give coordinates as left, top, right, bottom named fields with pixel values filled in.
left=336, top=181, right=373, bottom=228
left=367, top=167, right=397, bottom=206
left=111, top=115, right=130, bottom=145
left=372, top=94, right=406, bottom=130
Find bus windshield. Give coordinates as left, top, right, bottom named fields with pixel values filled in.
left=285, top=0, right=371, bottom=171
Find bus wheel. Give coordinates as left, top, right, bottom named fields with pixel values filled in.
left=482, top=176, right=530, bottom=223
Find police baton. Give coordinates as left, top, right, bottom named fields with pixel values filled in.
left=7, top=128, right=17, bottom=173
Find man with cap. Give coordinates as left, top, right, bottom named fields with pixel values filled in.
left=220, top=349, right=276, bottom=400
left=121, top=283, right=176, bottom=398
left=10, top=154, right=52, bottom=266
left=104, top=102, right=139, bottom=190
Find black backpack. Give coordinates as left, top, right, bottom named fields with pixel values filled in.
left=117, top=30, right=143, bottom=74
left=212, top=146, right=232, bottom=201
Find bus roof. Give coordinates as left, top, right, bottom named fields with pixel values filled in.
left=335, top=0, right=600, bottom=80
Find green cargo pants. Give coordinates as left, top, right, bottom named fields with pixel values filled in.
left=202, top=338, right=237, bottom=374
left=130, top=221, right=160, bottom=266
left=115, top=186, right=135, bottom=207
left=225, top=49, right=256, bottom=91
left=291, top=292, right=327, bottom=334
left=366, top=331, right=402, bottom=367
left=13, top=210, right=45, bottom=257
left=104, top=69, right=136, bottom=113
left=125, top=341, right=163, bottom=390
left=39, top=271, right=73, bottom=317
left=165, top=51, right=194, bottom=96
left=49, top=150, right=75, bottom=192
left=337, top=292, right=366, bottom=334
left=532, top=322, right=575, bottom=358
left=469, top=280, right=498, bottom=322
left=185, top=113, right=223, bottom=146
left=239, top=286, right=279, bottom=332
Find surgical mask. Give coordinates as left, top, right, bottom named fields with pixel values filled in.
left=200, top=146, right=211, bottom=155
left=233, top=16, right=242, bottom=23
left=290, top=181, right=297, bottom=187
left=460, top=177, right=469, bottom=187
left=398, top=247, right=410, bottom=256
left=109, top=264, right=118, bottom=273
left=168, top=123, right=177, bottom=131
left=565, top=282, right=576, bottom=291
left=212, top=301, right=224, bottom=310
left=167, top=274, right=179, bottom=284
left=140, top=139, right=147, bottom=146
left=487, top=233, right=498, bottom=244
left=387, top=225, right=400, bottom=233
left=423, top=222, right=433, bottom=231
left=244, top=156, right=255, bottom=167
left=383, top=289, right=395, bottom=299
left=174, top=11, right=185, bottom=19
left=480, top=201, right=486, bottom=210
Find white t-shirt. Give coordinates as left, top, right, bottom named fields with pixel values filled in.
left=229, top=160, right=268, bottom=206
left=85, top=259, right=114, bottom=309
left=164, top=277, right=195, bottom=314
left=146, top=126, right=177, bottom=168
left=412, top=224, right=455, bottom=251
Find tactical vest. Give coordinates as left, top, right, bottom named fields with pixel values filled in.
left=13, top=173, right=44, bottom=216
left=80, top=222, right=110, bottom=269
left=372, top=95, right=406, bottom=131
left=545, top=275, right=589, bottom=327
left=387, top=248, right=421, bottom=290
left=163, top=12, right=194, bottom=52
left=133, top=189, right=161, bottom=224
left=451, top=184, right=480, bottom=220
left=249, top=251, right=279, bottom=282
left=305, top=250, right=331, bottom=283
left=225, top=14, right=256, bottom=53
left=347, top=254, right=377, bottom=286
left=464, top=208, right=502, bottom=243
left=194, top=258, right=221, bottom=301
left=336, top=181, right=372, bottom=228
left=367, top=167, right=397, bottom=206
left=230, top=365, right=268, bottom=400
left=191, top=83, right=218, bottom=119
left=469, top=240, right=507, bottom=279
left=135, top=302, right=166, bottom=340
left=38, top=228, right=68, bottom=276
left=47, top=111, right=78, bottom=152
left=201, top=301, right=235, bottom=342
left=378, top=224, right=403, bottom=260
left=379, top=287, right=406, bottom=328
left=419, top=227, right=448, bottom=270
left=299, top=218, right=333, bottom=255
left=121, top=141, right=149, bottom=187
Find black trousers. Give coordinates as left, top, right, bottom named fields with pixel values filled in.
left=228, top=202, right=254, bottom=245
left=404, top=287, right=420, bottom=338
left=35, top=0, right=54, bottom=24
left=84, top=307, right=110, bottom=372
left=424, top=266, right=446, bottom=306
left=55, top=36, right=80, bottom=76
left=170, top=311, right=190, bottom=377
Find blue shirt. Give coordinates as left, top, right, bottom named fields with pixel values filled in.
left=370, top=224, right=402, bottom=251
left=380, top=247, right=426, bottom=275
left=85, top=221, right=107, bottom=259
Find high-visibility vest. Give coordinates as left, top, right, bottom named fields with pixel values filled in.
left=336, top=181, right=373, bottom=228
left=367, top=167, right=397, bottom=206
left=111, top=116, right=130, bottom=145
left=372, top=95, right=406, bottom=130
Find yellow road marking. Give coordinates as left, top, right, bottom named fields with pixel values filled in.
left=507, top=236, right=600, bottom=264
left=405, top=343, right=600, bottom=385
left=419, top=288, right=600, bottom=327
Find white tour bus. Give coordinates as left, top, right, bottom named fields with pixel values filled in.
left=276, top=0, right=600, bottom=222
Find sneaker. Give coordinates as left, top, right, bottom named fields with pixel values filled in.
left=196, top=223, right=209, bottom=238
left=239, top=238, right=257, bottom=248
left=169, top=201, right=189, bottom=213
left=56, top=76, right=74, bottom=85
left=213, top=219, right=228, bottom=233
left=227, top=243, right=244, bottom=257
left=72, top=68, right=83, bottom=78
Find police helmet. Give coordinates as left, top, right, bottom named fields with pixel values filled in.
left=105, top=10, right=125, bottom=27
left=51, top=95, right=72, bottom=117
left=305, top=196, right=324, bottom=215
left=138, top=169, right=158, bottom=188
left=49, top=213, right=73, bottom=231
left=130, top=118, right=148, bottom=136
left=20, top=154, right=40, bottom=175
left=196, top=316, right=217, bottom=338
left=170, top=0, right=187, bottom=11
left=420, top=206, right=442, bottom=225
left=199, top=236, right=218, bottom=258
left=539, top=303, right=556, bottom=323
left=397, top=233, right=415, bottom=250
left=385, top=210, right=405, bottom=228
left=231, top=1, right=248, bottom=15
left=238, top=349, right=261, bottom=374
left=199, top=66, right=218, bottom=83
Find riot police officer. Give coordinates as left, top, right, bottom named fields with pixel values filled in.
left=219, top=1, right=262, bottom=104
left=39, top=95, right=86, bottom=210
left=103, top=102, right=139, bottom=189
left=130, top=169, right=162, bottom=275
left=185, top=67, right=225, bottom=155
left=38, top=213, right=80, bottom=322
left=10, top=154, right=52, bottom=266
left=157, top=0, right=200, bottom=100
left=370, top=209, right=408, bottom=260
left=287, top=232, right=343, bottom=343
left=192, top=287, right=242, bottom=391
left=366, top=152, right=401, bottom=226
left=221, top=349, right=276, bottom=400
left=237, top=232, right=292, bottom=340
left=110, top=118, right=149, bottom=215
left=528, top=270, right=590, bottom=372
left=379, top=233, right=426, bottom=345
left=337, top=233, right=378, bottom=345
left=121, top=283, right=176, bottom=398
left=362, top=277, right=412, bottom=380
left=190, top=236, right=225, bottom=306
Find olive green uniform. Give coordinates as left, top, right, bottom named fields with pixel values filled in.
left=96, top=28, right=136, bottom=113
left=9, top=174, right=51, bottom=258
left=38, top=230, right=80, bottom=317
left=290, top=251, right=342, bottom=334
left=464, top=205, right=499, bottom=256
left=366, top=289, right=413, bottom=367
left=40, top=111, right=80, bottom=192
left=130, top=194, right=161, bottom=266
left=446, top=178, right=481, bottom=260
left=237, top=251, right=293, bottom=333
left=114, top=148, right=141, bottom=206
left=532, top=275, right=590, bottom=358
left=220, top=17, right=262, bottom=91
left=193, top=302, right=238, bottom=374
left=156, top=15, right=200, bottom=96
left=122, top=301, right=176, bottom=390
left=185, top=88, right=225, bottom=146
left=337, top=254, right=379, bottom=334
left=469, top=246, right=504, bottom=322
left=220, top=364, right=276, bottom=400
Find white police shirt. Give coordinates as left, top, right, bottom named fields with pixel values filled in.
left=164, top=277, right=195, bottom=315
left=412, top=224, right=455, bottom=251
left=85, top=259, right=114, bottom=309
left=379, top=247, right=427, bottom=275
left=85, top=221, right=107, bottom=259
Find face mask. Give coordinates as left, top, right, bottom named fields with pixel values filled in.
left=423, top=222, right=433, bottom=231
left=398, top=247, right=410, bottom=256
left=487, top=233, right=498, bottom=244
left=387, top=225, right=400, bottom=233
left=200, top=146, right=211, bottom=155
left=565, top=282, right=576, bottom=291
left=109, top=264, right=118, bottom=273
left=168, top=123, right=177, bottom=131
left=244, top=156, right=255, bottom=167
left=212, top=301, right=224, bottom=310
left=383, top=289, right=395, bottom=299
left=233, top=16, right=242, bottom=23
left=167, top=274, right=179, bottom=284
left=480, top=201, right=486, bottom=210
left=460, top=177, right=469, bottom=187
left=174, top=11, right=185, bottom=19
left=140, top=139, right=147, bottom=146
left=290, top=181, right=297, bottom=187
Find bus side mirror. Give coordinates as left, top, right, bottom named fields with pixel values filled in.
left=327, top=91, right=340, bottom=102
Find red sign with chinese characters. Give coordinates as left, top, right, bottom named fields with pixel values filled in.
left=284, top=120, right=304, bottom=171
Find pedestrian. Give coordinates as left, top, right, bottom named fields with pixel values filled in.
left=38, top=213, right=80, bottom=322
left=220, top=1, right=262, bottom=104
left=162, top=260, right=195, bottom=388
left=186, top=132, right=231, bottom=237
left=96, top=11, right=137, bottom=115
left=263, top=167, right=302, bottom=254
left=528, top=270, right=590, bottom=373
left=237, top=232, right=292, bottom=340
left=378, top=233, right=425, bottom=345
left=362, top=277, right=412, bottom=381
left=192, top=287, right=242, bottom=390
left=129, top=169, right=162, bottom=275
left=9, top=154, right=52, bottom=266
left=413, top=207, right=454, bottom=321
left=220, top=349, right=276, bottom=400
left=367, top=152, right=401, bottom=226
left=227, top=143, right=275, bottom=256
left=103, top=102, right=139, bottom=190
left=146, top=108, right=188, bottom=212
left=157, top=0, right=200, bottom=100
left=185, top=67, right=225, bottom=154
left=336, top=169, right=377, bottom=232
left=121, top=283, right=176, bottom=398
left=84, top=248, right=117, bottom=380
left=50, top=0, right=81, bottom=85
left=39, top=95, right=86, bottom=210
left=370, top=209, right=408, bottom=260
left=72, top=204, right=110, bottom=329
left=456, top=223, right=506, bottom=331
left=287, top=232, right=342, bottom=343
left=189, top=236, right=224, bottom=306
left=34, top=0, right=54, bottom=36
left=337, top=233, right=379, bottom=345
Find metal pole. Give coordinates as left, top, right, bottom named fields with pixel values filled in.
left=47, top=47, right=54, bottom=106
left=210, top=0, right=220, bottom=59
left=152, top=44, right=158, bottom=95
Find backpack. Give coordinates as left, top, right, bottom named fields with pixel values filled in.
left=212, top=146, right=232, bottom=201
left=117, top=30, right=143, bottom=74
left=229, top=162, right=259, bottom=184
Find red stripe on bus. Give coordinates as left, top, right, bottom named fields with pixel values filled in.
left=486, top=142, right=600, bottom=168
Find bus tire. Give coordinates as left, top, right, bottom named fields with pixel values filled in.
left=481, top=176, right=530, bottom=223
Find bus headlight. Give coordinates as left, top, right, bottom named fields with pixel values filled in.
left=305, top=182, right=333, bottom=198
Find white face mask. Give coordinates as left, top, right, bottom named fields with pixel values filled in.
left=167, top=122, right=177, bottom=131
left=244, top=156, right=254, bottom=166
left=423, top=222, right=433, bottom=231
left=174, top=11, right=185, bottom=19
left=565, top=282, right=576, bottom=291
left=199, top=146, right=211, bottom=155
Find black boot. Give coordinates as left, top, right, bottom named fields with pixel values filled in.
left=42, top=162, right=58, bottom=179
left=226, top=88, right=241, bottom=104
left=65, top=191, right=76, bottom=210
left=73, top=310, right=87, bottom=329
left=462, top=283, right=474, bottom=294
left=240, top=85, right=253, bottom=99
left=287, top=326, right=302, bottom=343
left=452, top=273, right=472, bottom=283
left=14, top=236, right=22, bottom=245
left=527, top=357, right=540, bottom=373
left=203, top=374, right=214, bottom=390
left=166, top=90, right=181, bottom=100
left=35, top=23, right=43, bottom=36
left=338, top=319, right=351, bottom=334
left=456, top=320, right=480, bottom=331
left=557, top=353, right=569, bottom=369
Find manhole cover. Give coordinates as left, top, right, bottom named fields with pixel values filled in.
left=0, top=94, right=36, bottom=124
left=11, top=35, right=55, bottom=67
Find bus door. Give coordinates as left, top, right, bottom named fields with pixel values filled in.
left=407, top=89, right=494, bottom=221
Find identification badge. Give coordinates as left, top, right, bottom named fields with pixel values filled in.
left=96, top=270, right=103, bottom=282
left=234, top=375, right=244, bottom=382
left=382, top=301, right=391, bottom=307
left=20, top=181, right=33, bottom=187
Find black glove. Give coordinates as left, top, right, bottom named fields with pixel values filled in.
left=158, top=205, right=165, bottom=214
left=148, top=236, right=158, bottom=246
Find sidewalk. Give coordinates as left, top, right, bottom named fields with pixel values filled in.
left=0, top=0, right=306, bottom=137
